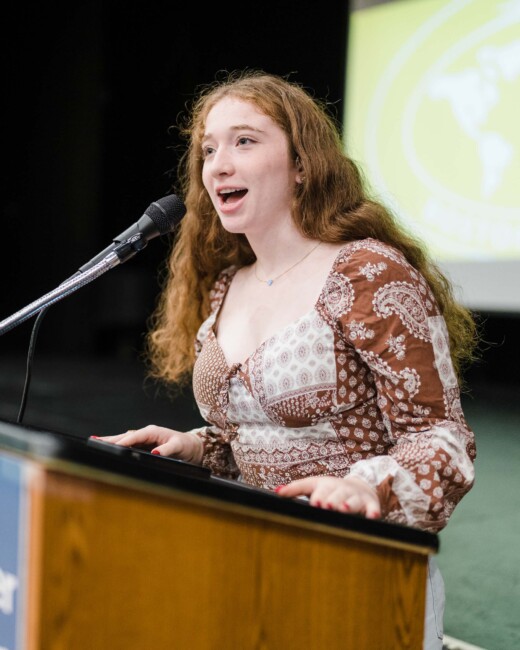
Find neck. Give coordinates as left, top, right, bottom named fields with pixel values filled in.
left=252, top=240, right=322, bottom=287
left=247, top=226, right=317, bottom=277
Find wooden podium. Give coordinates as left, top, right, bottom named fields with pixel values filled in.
left=0, top=419, right=438, bottom=649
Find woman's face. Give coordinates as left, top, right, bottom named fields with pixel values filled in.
left=201, top=97, right=301, bottom=237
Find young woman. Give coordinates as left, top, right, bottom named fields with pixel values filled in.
left=97, top=70, right=479, bottom=648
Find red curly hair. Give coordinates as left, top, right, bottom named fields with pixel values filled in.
left=146, top=70, right=478, bottom=386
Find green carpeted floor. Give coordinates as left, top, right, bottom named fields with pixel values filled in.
left=438, top=383, right=520, bottom=650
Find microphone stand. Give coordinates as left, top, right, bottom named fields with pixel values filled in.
left=0, top=237, right=146, bottom=337
left=0, top=233, right=149, bottom=424
left=0, top=253, right=119, bottom=336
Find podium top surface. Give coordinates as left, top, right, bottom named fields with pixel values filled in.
left=0, top=418, right=439, bottom=554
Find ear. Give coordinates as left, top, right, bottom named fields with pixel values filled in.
left=295, top=156, right=304, bottom=184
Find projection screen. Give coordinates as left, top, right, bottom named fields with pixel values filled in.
left=344, top=0, right=520, bottom=312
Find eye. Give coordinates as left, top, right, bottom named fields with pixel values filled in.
left=202, top=145, right=215, bottom=158
left=237, top=136, right=255, bottom=146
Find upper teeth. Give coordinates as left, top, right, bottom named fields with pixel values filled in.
left=220, top=188, right=242, bottom=194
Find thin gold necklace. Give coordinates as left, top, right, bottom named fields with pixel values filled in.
left=254, top=241, right=322, bottom=286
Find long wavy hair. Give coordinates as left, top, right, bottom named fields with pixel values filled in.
left=146, top=69, right=478, bottom=387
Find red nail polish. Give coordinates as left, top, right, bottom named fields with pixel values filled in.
left=90, top=436, right=100, bottom=439
left=151, top=449, right=161, bottom=455
left=314, top=500, right=322, bottom=508
left=274, top=485, right=285, bottom=493
left=342, top=503, right=350, bottom=511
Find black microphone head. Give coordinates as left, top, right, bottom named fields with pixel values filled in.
left=145, top=194, right=187, bottom=235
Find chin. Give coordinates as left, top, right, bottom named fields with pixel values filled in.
left=218, top=217, right=248, bottom=235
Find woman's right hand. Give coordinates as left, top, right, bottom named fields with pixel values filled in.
left=91, top=425, right=204, bottom=465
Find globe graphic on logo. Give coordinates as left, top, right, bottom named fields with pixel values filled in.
left=347, top=0, right=520, bottom=262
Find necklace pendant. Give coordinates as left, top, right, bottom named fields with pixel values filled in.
left=254, top=241, right=322, bottom=287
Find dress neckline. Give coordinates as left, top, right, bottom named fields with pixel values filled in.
left=209, top=241, right=351, bottom=370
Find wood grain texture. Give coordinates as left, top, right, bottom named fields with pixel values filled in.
left=27, top=467, right=428, bottom=649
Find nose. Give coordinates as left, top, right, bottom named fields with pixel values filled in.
left=209, top=146, right=234, bottom=177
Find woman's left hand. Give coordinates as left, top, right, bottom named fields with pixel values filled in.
left=276, top=475, right=381, bottom=519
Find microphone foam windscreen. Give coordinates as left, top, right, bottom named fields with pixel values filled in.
left=146, top=194, right=187, bottom=234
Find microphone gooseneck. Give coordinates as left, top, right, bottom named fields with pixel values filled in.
left=0, top=194, right=187, bottom=336
left=4, top=193, right=186, bottom=424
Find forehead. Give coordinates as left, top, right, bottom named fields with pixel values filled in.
left=203, top=97, right=275, bottom=135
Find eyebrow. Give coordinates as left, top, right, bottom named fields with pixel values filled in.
left=202, top=124, right=265, bottom=143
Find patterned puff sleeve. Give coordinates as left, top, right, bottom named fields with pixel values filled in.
left=331, top=241, right=476, bottom=532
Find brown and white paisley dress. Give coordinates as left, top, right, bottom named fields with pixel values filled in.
left=191, top=238, right=476, bottom=532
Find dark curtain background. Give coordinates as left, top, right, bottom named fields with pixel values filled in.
left=1, top=1, right=517, bottom=392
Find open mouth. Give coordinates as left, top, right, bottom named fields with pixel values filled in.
left=218, top=188, right=248, bottom=204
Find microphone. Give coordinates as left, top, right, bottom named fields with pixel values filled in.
left=0, top=194, right=186, bottom=336
left=78, top=193, right=186, bottom=273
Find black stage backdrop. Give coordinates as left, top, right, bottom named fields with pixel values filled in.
left=1, top=1, right=517, bottom=390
